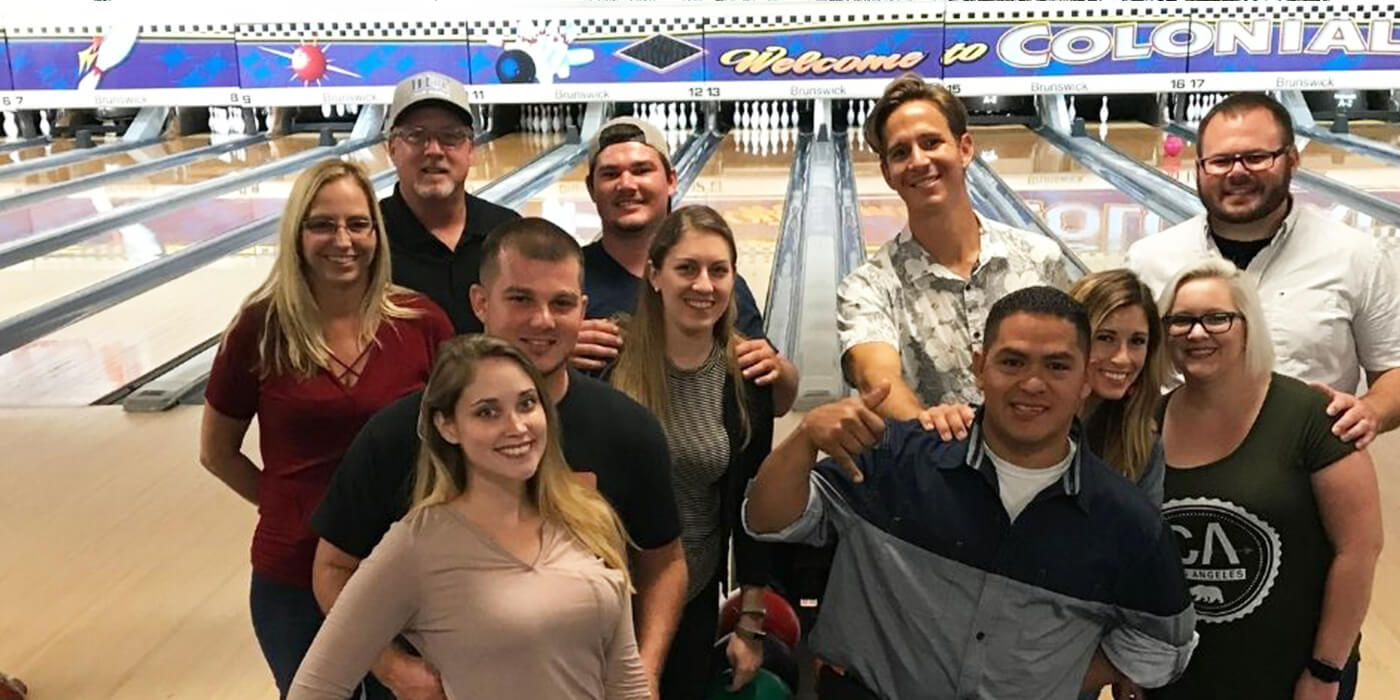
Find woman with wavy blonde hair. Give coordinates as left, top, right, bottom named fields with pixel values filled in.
left=200, top=158, right=452, bottom=697
left=608, top=205, right=775, bottom=699
left=290, top=336, right=649, bottom=700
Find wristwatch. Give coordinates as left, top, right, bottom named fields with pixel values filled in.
left=1306, top=658, right=1343, bottom=683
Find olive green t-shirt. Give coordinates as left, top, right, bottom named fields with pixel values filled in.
left=1152, top=374, right=1355, bottom=700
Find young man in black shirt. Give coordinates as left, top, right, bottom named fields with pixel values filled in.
left=382, top=71, right=519, bottom=332
left=311, top=218, right=687, bottom=700
left=570, top=116, right=800, bottom=414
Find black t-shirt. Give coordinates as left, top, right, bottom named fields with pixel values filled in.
left=581, top=240, right=767, bottom=340
left=311, top=369, right=681, bottom=560
left=381, top=186, right=519, bottom=334
left=1154, top=374, right=1356, bottom=700
left=1209, top=232, right=1273, bottom=272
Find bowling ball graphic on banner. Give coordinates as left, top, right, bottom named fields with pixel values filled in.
left=1163, top=497, right=1282, bottom=624
left=487, top=20, right=595, bottom=84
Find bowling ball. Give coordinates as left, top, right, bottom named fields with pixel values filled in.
left=712, top=632, right=800, bottom=692
left=719, top=589, right=801, bottom=648
left=0, top=673, right=27, bottom=700
left=1163, top=135, right=1185, bottom=158
left=706, top=668, right=794, bottom=700
left=496, top=49, right=537, bottom=84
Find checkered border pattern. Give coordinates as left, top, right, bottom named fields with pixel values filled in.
left=1182, top=3, right=1398, bottom=21
left=706, top=12, right=935, bottom=33
left=5, top=24, right=237, bottom=38
left=238, top=21, right=465, bottom=41
left=469, top=17, right=704, bottom=41
left=946, top=6, right=1193, bottom=22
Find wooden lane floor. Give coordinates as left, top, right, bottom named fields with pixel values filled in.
left=0, top=134, right=213, bottom=194
left=2, top=407, right=1399, bottom=699
left=977, top=125, right=1172, bottom=271
left=0, top=134, right=561, bottom=407
left=0, top=135, right=327, bottom=323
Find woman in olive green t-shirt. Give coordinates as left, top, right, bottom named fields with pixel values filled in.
left=1151, top=259, right=1381, bottom=700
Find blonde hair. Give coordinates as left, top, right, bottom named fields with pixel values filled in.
left=1158, top=258, right=1275, bottom=378
left=228, top=158, right=419, bottom=378
left=609, top=205, right=750, bottom=445
left=413, top=335, right=632, bottom=588
left=1070, top=270, right=1165, bottom=482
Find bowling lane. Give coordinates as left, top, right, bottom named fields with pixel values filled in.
left=514, top=159, right=594, bottom=242
left=0, top=135, right=212, bottom=194
left=978, top=125, right=1171, bottom=271
left=1091, top=122, right=1196, bottom=186
left=684, top=128, right=799, bottom=311
left=1, top=135, right=112, bottom=165
left=1292, top=137, right=1400, bottom=254
left=849, top=134, right=906, bottom=254
left=1322, top=120, right=1400, bottom=150
left=468, top=131, right=564, bottom=191
left=0, top=135, right=323, bottom=245
left=0, top=135, right=335, bottom=321
left=0, top=133, right=561, bottom=406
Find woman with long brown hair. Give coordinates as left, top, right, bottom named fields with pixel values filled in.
left=289, top=335, right=649, bottom=699
left=199, top=159, right=452, bottom=697
left=608, top=205, right=775, bottom=698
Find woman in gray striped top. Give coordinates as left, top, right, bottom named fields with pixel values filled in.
left=609, top=205, right=777, bottom=700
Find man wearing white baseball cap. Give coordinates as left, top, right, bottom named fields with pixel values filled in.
left=381, top=71, right=519, bottom=333
left=573, top=116, right=799, bottom=415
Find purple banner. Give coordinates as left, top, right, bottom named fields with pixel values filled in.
left=944, top=22, right=1188, bottom=79
left=0, top=38, right=12, bottom=91
left=1186, top=18, right=1400, bottom=74
left=239, top=41, right=468, bottom=89
left=469, top=27, right=705, bottom=85
left=705, top=25, right=940, bottom=82
left=7, top=36, right=238, bottom=90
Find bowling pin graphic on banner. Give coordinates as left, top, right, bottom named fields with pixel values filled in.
left=77, top=25, right=140, bottom=90
left=489, top=20, right=595, bottom=85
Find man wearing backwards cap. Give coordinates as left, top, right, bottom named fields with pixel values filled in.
left=573, top=116, right=800, bottom=414
left=382, top=71, right=519, bottom=333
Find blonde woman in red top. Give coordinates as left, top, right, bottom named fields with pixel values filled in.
left=199, top=159, right=452, bottom=697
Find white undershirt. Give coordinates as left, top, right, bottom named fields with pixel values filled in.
left=983, top=441, right=1076, bottom=523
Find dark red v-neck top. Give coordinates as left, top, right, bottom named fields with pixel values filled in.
left=206, top=293, right=452, bottom=586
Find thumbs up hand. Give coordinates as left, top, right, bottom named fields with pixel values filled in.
left=797, top=382, right=890, bottom=483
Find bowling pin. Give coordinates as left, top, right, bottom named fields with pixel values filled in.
left=666, top=103, right=677, bottom=131
left=78, top=24, right=140, bottom=90
left=2, top=111, right=15, bottom=138
left=846, top=100, right=855, bottom=128
left=1099, top=96, right=1109, bottom=124
left=321, top=103, right=333, bottom=120
left=1067, top=96, right=1077, bottom=122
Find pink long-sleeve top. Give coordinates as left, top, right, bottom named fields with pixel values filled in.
left=289, top=504, right=650, bottom=700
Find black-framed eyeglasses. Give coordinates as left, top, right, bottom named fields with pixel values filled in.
left=1196, top=146, right=1289, bottom=176
left=1162, top=311, right=1243, bottom=337
left=302, top=217, right=375, bottom=236
left=391, top=125, right=473, bottom=149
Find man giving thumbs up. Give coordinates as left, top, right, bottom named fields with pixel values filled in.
left=742, top=286, right=1197, bottom=700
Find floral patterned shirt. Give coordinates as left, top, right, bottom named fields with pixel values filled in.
left=837, top=218, right=1072, bottom=406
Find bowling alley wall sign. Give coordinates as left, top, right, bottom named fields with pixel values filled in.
left=466, top=12, right=708, bottom=103
left=236, top=20, right=468, bottom=107
left=1, top=21, right=240, bottom=108
left=0, top=31, right=12, bottom=94
left=2, top=1, right=1400, bottom=108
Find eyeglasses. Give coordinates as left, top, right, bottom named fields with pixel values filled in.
left=1162, top=311, right=1243, bottom=337
left=1196, top=146, right=1289, bottom=176
left=303, top=217, right=375, bottom=236
left=391, top=126, right=473, bottom=149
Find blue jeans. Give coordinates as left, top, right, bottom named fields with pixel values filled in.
left=249, top=573, right=324, bottom=699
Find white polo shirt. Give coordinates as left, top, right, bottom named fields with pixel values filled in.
left=1127, top=203, right=1400, bottom=393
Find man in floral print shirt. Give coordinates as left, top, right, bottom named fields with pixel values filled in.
left=838, top=74, right=1072, bottom=417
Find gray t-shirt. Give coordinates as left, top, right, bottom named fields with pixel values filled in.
left=665, top=345, right=732, bottom=601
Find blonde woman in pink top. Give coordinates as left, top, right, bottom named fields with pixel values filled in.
left=290, top=336, right=650, bottom=700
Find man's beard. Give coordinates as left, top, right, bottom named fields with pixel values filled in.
left=1201, top=175, right=1290, bottom=225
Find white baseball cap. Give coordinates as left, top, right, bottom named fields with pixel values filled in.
left=387, top=71, right=473, bottom=129
left=588, top=116, right=671, bottom=167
